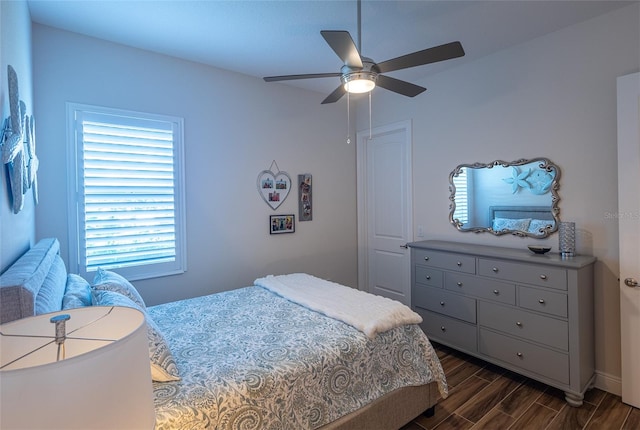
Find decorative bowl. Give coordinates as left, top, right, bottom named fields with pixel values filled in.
left=528, top=245, right=551, bottom=255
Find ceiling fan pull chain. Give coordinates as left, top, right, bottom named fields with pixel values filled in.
left=346, top=91, right=351, bottom=144
left=369, top=91, right=372, bottom=139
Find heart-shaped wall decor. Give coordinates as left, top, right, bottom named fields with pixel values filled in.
left=257, top=169, right=291, bottom=210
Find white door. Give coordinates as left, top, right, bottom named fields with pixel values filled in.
left=617, top=72, right=640, bottom=408
left=357, top=120, right=412, bottom=305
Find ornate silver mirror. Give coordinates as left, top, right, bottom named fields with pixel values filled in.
left=449, top=158, right=560, bottom=238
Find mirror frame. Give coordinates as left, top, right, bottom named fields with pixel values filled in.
left=449, top=157, right=561, bottom=238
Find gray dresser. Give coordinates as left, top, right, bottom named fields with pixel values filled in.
left=408, top=240, right=596, bottom=406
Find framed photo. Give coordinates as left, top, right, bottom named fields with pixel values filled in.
left=298, top=173, right=312, bottom=221
left=270, top=214, right=295, bottom=234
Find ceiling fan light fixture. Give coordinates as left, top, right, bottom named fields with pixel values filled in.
left=342, top=72, right=377, bottom=94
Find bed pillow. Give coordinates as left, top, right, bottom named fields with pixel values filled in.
left=91, top=289, right=180, bottom=382
left=35, top=255, right=67, bottom=315
left=62, top=274, right=92, bottom=310
left=92, top=268, right=146, bottom=310
left=492, top=217, right=531, bottom=231
left=528, top=219, right=554, bottom=234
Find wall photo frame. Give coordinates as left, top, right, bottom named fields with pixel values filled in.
left=257, top=160, right=291, bottom=210
left=298, top=173, right=312, bottom=221
left=270, top=214, right=295, bottom=234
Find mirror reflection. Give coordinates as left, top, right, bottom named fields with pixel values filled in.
left=449, top=158, right=560, bottom=238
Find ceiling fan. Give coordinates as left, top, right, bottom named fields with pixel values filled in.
left=263, top=0, right=465, bottom=104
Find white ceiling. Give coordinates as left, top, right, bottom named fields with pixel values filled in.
left=27, top=0, right=634, bottom=97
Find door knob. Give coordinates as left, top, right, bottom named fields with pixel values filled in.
left=624, top=278, right=639, bottom=288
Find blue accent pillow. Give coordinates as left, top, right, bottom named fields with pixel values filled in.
left=62, top=274, right=92, bottom=310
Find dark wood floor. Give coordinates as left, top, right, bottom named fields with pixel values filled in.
left=402, top=343, right=640, bottom=430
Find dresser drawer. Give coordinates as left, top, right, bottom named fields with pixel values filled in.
left=478, top=258, right=567, bottom=290
left=416, top=308, right=477, bottom=353
left=414, top=266, right=444, bottom=288
left=479, top=328, right=569, bottom=384
left=518, top=286, right=568, bottom=318
left=478, top=301, right=568, bottom=351
left=413, top=248, right=475, bottom=274
left=445, top=272, right=515, bottom=305
left=413, top=285, right=476, bottom=323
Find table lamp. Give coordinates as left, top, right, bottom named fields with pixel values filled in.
left=1, top=306, right=155, bottom=429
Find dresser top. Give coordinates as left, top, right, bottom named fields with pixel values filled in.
left=408, top=240, right=596, bottom=269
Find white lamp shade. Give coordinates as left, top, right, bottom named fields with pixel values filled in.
left=1, top=306, right=155, bottom=429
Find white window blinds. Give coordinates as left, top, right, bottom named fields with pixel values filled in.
left=67, top=104, right=186, bottom=280
left=452, top=167, right=469, bottom=226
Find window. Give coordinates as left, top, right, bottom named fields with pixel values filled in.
left=452, top=167, right=469, bottom=226
left=67, top=104, right=186, bottom=281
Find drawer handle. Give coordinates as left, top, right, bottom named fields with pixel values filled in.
left=440, top=301, right=445, bottom=306
left=538, top=299, right=546, bottom=304
left=516, top=352, right=523, bottom=358
left=456, top=261, right=462, bottom=267
left=493, top=289, right=500, bottom=295
left=457, top=282, right=463, bottom=287
left=540, top=274, right=548, bottom=280
left=440, top=326, right=446, bottom=332
left=492, top=267, right=499, bottom=273
left=424, top=256, right=430, bottom=261
left=425, top=275, right=431, bottom=280
left=516, top=321, right=523, bottom=327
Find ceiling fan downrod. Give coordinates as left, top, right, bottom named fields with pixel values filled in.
left=357, top=0, right=362, bottom=53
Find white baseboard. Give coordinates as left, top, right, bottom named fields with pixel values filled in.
left=594, top=370, right=622, bottom=396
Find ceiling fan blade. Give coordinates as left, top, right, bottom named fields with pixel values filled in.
left=321, top=85, right=347, bottom=104
left=376, top=41, right=465, bottom=74
left=264, top=72, right=341, bottom=82
left=321, top=30, right=363, bottom=69
left=376, top=75, right=426, bottom=97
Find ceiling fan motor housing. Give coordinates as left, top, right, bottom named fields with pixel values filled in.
left=340, top=59, right=379, bottom=93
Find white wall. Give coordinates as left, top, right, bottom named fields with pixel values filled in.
left=32, top=24, right=358, bottom=305
left=0, top=0, right=36, bottom=272
left=358, top=4, right=639, bottom=392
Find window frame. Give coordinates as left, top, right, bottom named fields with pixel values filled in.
left=66, top=103, right=187, bottom=281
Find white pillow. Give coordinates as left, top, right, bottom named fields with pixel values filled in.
left=528, top=219, right=554, bottom=234
left=92, top=268, right=146, bottom=309
left=92, top=289, right=180, bottom=382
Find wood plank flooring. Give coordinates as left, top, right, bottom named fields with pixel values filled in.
left=401, top=343, right=640, bottom=430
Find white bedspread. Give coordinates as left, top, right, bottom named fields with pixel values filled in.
left=254, top=273, right=422, bottom=338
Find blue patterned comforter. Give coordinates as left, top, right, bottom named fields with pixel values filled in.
left=149, top=286, right=447, bottom=430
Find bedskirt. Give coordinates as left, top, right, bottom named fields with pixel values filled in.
left=149, top=286, right=447, bottom=429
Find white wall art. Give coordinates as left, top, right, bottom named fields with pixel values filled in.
left=1, top=65, right=38, bottom=213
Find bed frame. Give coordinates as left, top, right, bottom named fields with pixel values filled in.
left=321, top=384, right=437, bottom=430
left=0, top=238, right=441, bottom=429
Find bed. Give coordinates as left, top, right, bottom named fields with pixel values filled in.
left=489, top=205, right=556, bottom=234
left=0, top=238, right=447, bottom=430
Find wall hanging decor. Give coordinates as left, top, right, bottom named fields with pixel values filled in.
left=257, top=160, right=291, bottom=210
left=1, top=65, right=38, bottom=213
left=298, top=173, right=312, bottom=221
left=270, top=214, right=295, bottom=234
